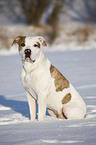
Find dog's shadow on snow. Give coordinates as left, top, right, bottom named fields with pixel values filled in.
left=0, top=95, right=50, bottom=119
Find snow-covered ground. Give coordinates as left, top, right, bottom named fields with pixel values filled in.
left=0, top=49, right=96, bottom=145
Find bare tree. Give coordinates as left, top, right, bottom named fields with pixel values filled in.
left=19, top=0, right=63, bottom=26
left=19, top=0, right=63, bottom=43
left=19, top=0, right=49, bottom=25
left=48, top=1, right=62, bottom=26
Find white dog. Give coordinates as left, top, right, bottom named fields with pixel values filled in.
left=12, top=36, right=86, bottom=121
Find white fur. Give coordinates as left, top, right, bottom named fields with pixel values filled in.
left=26, top=92, right=36, bottom=121
left=17, top=36, right=86, bottom=121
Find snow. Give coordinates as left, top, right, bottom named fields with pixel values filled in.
left=0, top=49, right=96, bottom=145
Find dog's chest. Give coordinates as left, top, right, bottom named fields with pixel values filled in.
left=21, top=70, right=30, bottom=91
left=21, top=63, right=51, bottom=94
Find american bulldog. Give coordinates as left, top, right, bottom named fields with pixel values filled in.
left=12, top=36, right=86, bottom=121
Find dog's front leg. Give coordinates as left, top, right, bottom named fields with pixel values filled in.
left=26, top=92, right=36, bottom=121
left=38, top=93, right=46, bottom=121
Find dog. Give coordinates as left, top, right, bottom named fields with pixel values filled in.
left=12, top=35, right=87, bottom=121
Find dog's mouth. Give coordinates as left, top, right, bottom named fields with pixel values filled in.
left=23, top=49, right=35, bottom=63
left=24, top=56, right=35, bottom=63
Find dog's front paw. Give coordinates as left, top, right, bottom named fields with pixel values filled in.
left=30, top=118, right=36, bottom=121
left=38, top=116, right=45, bottom=121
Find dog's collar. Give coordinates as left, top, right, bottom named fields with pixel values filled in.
left=27, top=90, right=38, bottom=101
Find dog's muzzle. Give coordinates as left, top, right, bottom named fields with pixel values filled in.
left=24, top=49, right=35, bottom=63
left=25, top=49, right=31, bottom=59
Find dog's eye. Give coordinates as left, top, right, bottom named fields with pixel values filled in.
left=34, top=44, right=38, bottom=47
left=34, top=42, right=40, bottom=48
left=21, top=43, right=25, bottom=47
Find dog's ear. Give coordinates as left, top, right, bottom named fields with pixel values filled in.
left=38, top=36, right=47, bottom=47
left=12, top=36, right=26, bottom=46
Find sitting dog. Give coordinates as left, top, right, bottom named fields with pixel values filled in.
left=12, top=36, right=87, bottom=121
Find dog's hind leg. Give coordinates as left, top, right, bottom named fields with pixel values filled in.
left=26, top=92, right=37, bottom=121
left=62, top=105, right=86, bottom=119
left=48, top=108, right=58, bottom=118
left=48, top=108, right=67, bottom=119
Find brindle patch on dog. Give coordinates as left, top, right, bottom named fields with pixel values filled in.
left=39, top=38, right=47, bottom=46
left=50, top=64, right=69, bottom=92
left=12, top=36, right=26, bottom=51
left=62, top=93, right=72, bottom=104
left=36, top=42, right=40, bottom=48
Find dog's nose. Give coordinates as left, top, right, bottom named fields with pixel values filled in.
left=24, top=49, right=31, bottom=58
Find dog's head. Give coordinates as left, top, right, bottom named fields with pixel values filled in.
left=12, top=36, right=47, bottom=63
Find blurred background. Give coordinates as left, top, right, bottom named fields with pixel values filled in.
left=0, top=0, right=96, bottom=52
